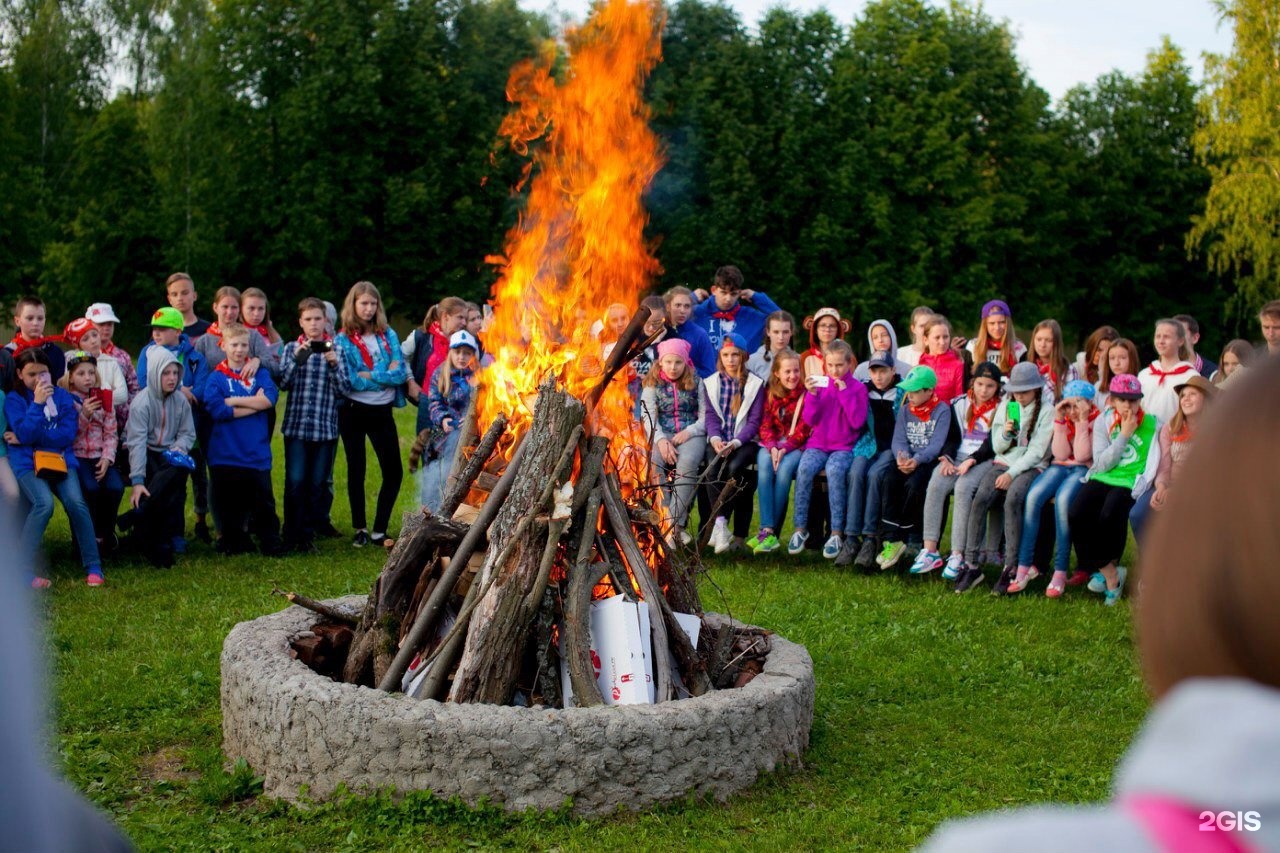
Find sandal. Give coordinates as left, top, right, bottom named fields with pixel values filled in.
left=31, top=576, right=52, bottom=590
left=1045, top=570, right=1067, bottom=599
left=86, top=571, right=105, bottom=587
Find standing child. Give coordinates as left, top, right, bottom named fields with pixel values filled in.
left=919, top=315, right=967, bottom=403
left=200, top=324, right=284, bottom=556
left=747, top=311, right=796, bottom=380
left=239, top=288, right=281, bottom=349
left=418, top=331, right=479, bottom=513
left=1211, top=339, right=1253, bottom=386
left=64, top=351, right=124, bottom=555
left=1137, top=319, right=1196, bottom=422
left=800, top=307, right=851, bottom=377
left=640, top=338, right=707, bottom=545
left=1026, top=319, right=1077, bottom=400
left=839, top=352, right=906, bottom=569
left=854, top=319, right=912, bottom=380
left=691, top=265, right=783, bottom=351
left=1128, top=375, right=1216, bottom=543
left=965, top=299, right=1026, bottom=373
left=404, top=296, right=469, bottom=430
left=196, top=286, right=280, bottom=380
left=751, top=349, right=810, bottom=553
left=86, top=302, right=140, bottom=402
left=898, top=306, right=934, bottom=368
left=664, top=287, right=718, bottom=378
left=787, top=340, right=869, bottom=558
left=6, top=296, right=67, bottom=381
left=279, top=298, right=351, bottom=552
left=166, top=272, right=211, bottom=339
left=699, top=333, right=765, bottom=553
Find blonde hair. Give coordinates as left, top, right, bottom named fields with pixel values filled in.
left=1155, top=318, right=1193, bottom=362
left=212, top=285, right=242, bottom=311
left=422, top=296, right=469, bottom=333
left=644, top=352, right=697, bottom=390
left=165, top=272, right=194, bottom=292
left=435, top=345, right=475, bottom=397
left=219, top=323, right=251, bottom=342
left=971, top=310, right=1018, bottom=373
left=340, top=281, right=388, bottom=335
left=767, top=350, right=802, bottom=398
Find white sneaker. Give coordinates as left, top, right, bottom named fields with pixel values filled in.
left=942, top=552, right=965, bottom=580
left=712, top=517, right=732, bottom=553
left=822, top=534, right=842, bottom=559
left=787, top=530, right=809, bottom=555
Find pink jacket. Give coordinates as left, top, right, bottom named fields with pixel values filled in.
left=71, top=392, right=118, bottom=463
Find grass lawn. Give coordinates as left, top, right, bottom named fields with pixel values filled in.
left=37, top=407, right=1149, bottom=851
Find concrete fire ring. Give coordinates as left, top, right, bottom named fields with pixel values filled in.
left=221, top=595, right=814, bottom=814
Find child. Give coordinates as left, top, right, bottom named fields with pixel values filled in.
left=640, top=338, right=707, bottom=544
left=853, top=319, right=912, bottom=381
left=1007, top=379, right=1098, bottom=597
left=279, top=298, right=351, bottom=552
left=628, top=296, right=672, bottom=405
left=751, top=349, right=810, bottom=553
left=121, top=350, right=196, bottom=568
left=966, top=299, right=1025, bottom=373
left=1137, top=318, right=1196, bottom=422
left=334, top=280, right=407, bottom=548
left=800, top=307, right=851, bottom=377
left=788, top=340, right=869, bottom=558
left=912, top=361, right=1003, bottom=577
left=62, top=318, right=129, bottom=433
left=747, top=310, right=796, bottom=380
left=1174, top=313, right=1216, bottom=378
left=0, top=350, right=18, bottom=508
left=876, top=365, right=955, bottom=569
left=404, top=296, right=469, bottom=423
left=195, top=286, right=280, bottom=379
left=957, top=362, right=1054, bottom=594
left=699, top=333, right=765, bottom=553
left=418, top=331, right=478, bottom=514
left=839, top=351, right=906, bottom=569
left=166, top=272, right=210, bottom=339
left=6, top=296, right=67, bottom=382
left=690, top=265, right=782, bottom=352
left=898, top=306, right=934, bottom=368
left=1075, top=325, right=1119, bottom=387
left=64, top=351, right=124, bottom=555
left=918, top=315, right=967, bottom=403
left=239, top=288, right=281, bottom=347
left=1025, top=319, right=1076, bottom=400
left=664, top=287, right=717, bottom=378
left=4, top=348, right=103, bottom=587
left=200, top=324, right=284, bottom=556
left=464, top=302, right=494, bottom=368
left=1211, top=339, right=1253, bottom=386
left=1128, top=375, right=1216, bottom=543
left=86, top=302, right=140, bottom=401
left=1260, top=299, right=1280, bottom=357
left=1097, top=337, right=1140, bottom=409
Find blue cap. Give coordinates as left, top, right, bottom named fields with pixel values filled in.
left=1062, top=379, right=1096, bottom=401
left=719, top=332, right=748, bottom=354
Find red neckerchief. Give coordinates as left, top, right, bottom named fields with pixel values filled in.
left=965, top=392, right=998, bottom=433
left=297, top=333, right=333, bottom=347
left=909, top=394, right=941, bottom=421
left=712, top=304, right=740, bottom=322
left=1065, top=407, right=1100, bottom=443
left=348, top=329, right=392, bottom=369
left=10, top=333, right=61, bottom=353
left=245, top=323, right=271, bottom=341
left=206, top=322, right=222, bottom=339
left=1171, top=420, right=1195, bottom=444
left=216, top=360, right=253, bottom=389
left=1148, top=362, right=1193, bottom=385
left=1110, top=407, right=1146, bottom=435
left=1035, top=359, right=1058, bottom=390
left=102, top=340, right=117, bottom=355
left=988, top=337, right=1003, bottom=351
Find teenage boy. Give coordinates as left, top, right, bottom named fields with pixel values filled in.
left=1260, top=300, right=1280, bottom=358
left=1173, top=314, right=1216, bottom=379
left=840, top=351, right=905, bottom=569
left=200, top=324, right=284, bottom=556
left=690, top=265, right=782, bottom=352
left=6, top=296, right=66, bottom=381
left=166, top=272, right=211, bottom=339
left=663, top=286, right=717, bottom=378
left=279, top=298, right=350, bottom=552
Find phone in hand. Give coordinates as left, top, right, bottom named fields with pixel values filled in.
left=1006, top=399, right=1021, bottom=432
left=310, top=339, right=333, bottom=353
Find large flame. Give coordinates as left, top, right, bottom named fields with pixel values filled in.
left=480, top=0, right=666, bottom=453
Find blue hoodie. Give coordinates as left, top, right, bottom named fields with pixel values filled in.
left=200, top=363, right=278, bottom=470
left=138, top=334, right=206, bottom=393
left=668, top=321, right=718, bottom=379
left=692, top=291, right=782, bottom=352
left=3, top=385, right=81, bottom=476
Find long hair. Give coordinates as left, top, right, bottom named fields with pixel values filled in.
left=643, top=352, right=696, bottom=390
left=922, top=315, right=952, bottom=355
left=767, top=350, right=802, bottom=399
left=1029, top=319, right=1070, bottom=397
left=1167, top=384, right=1212, bottom=439
left=716, top=345, right=747, bottom=417
left=1082, top=325, right=1120, bottom=385
left=435, top=347, right=474, bottom=397
left=1214, top=339, right=1255, bottom=385
left=762, top=311, right=796, bottom=355
left=421, top=296, right=469, bottom=333
left=1100, top=338, right=1141, bottom=390
left=340, top=281, right=388, bottom=336
left=241, top=287, right=273, bottom=327
left=972, top=310, right=1019, bottom=373
left=211, top=285, right=242, bottom=313
left=1155, top=318, right=1193, bottom=362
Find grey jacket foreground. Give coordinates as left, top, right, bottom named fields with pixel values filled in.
left=921, top=678, right=1280, bottom=852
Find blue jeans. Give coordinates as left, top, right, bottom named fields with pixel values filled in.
left=284, top=437, right=338, bottom=544
left=418, top=428, right=462, bottom=514
left=794, top=449, right=854, bottom=532
left=856, top=451, right=895, bottom=537
left=18, top=469, right=101, bottom=572
left=841, top=454, right=873, bottom=537
left=756, top=446, right=803, bottom=532
left=1129, top=489, right=1155, bottom=544
left=75, top=456, right=124, bottom=543
left=1017, top=464, right=1087, bottom=571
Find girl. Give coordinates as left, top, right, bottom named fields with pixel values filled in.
left=1137, top=318, right=1196, bottom=423
left=240, top=288, right=281, bottom=345
left=699, top=334, right=765, bottom=554
left=1007, top=379, right=1099, bottom=597
left=1025, top=319, right=1077, bottom=400
left=801, top=307, right=851, bottom=377
left=1068, top=374, right=1160, bottom=606
left=912, top=361, right=1003, bottom=577
left=404, top=296, right=469, bottom=428
left=4, top=348, right=104, bottom=587
left=195, top=286, right=278, bottom=381
left=1128, top=375, right=1216, bottom=542
left=62, top=318, right=128, bottom=433
left=464, top=302, right=494, bottom=368
left=335, top=281, right=408, bottom=548
left=918, top=315, right=967, bottom=402
left=86, top=302, right=140, bottom=400
left=1076, top=325, right=1119, bottom=387
left=954, top=362, right=1054, bottom=594
left=1211, top=339, right=1254, bottom=386
left=640, top=338, right=706, bottom=545
left=966, top=299, right=1026, bottom=374
left=853, top=318, right=912, bottom=380
left=788, top=340, right=868, bottom=558
left=747, top=310, right=795, bottom=380
left=419, top=331, right=478, bottom=513
left=898, top=306, right=934, bottom=368
left=752, top=349, right=810, bottom=553
left=65, top=351, right=124, bottom=554
left=1096, top=337, right=1140, bottom=409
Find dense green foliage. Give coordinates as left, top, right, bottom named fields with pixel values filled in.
left=0, top=0, right=1264, bottom=353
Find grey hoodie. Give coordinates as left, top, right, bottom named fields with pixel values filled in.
left=125, top=348, right=196, bottom=485
left=854, top=318, right=913, bottom=381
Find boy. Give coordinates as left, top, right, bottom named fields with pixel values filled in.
left=85, top=302, right=140, bottom=399
left=663, top=286, right=717, bottom=378
left=747, top=310, right=794, bottom=380
left=6, top=296, right=66, bottom=381
left=1258, top=300, right=1280, bottom=358
left=200, top=324, right=284, bottom=556
left=166, top=272, right=211, bottom=339
left=121, top=350, right=196, bottom=568
left=1174, top=313, right=1216, bottom=378
left=279, top=298, right=350, bottom=552
left=690, top=265, right=782, bottom=352
left=839, top=351, right=905, bottom=569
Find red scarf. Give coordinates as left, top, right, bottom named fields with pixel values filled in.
left=712, top=304, right=740, bottom=322
left=10, top=333, right=61, bottom=353
left=102, top=340, right=119, bottom=355
left=206, top=322, right=223, bottom=339
left=965, top=392, right=998, bottom=433
left=1035, top=359, right=1058, bottom=390
left=349, top=329, right=392, bottom=369
left=216, top=360, right=253, bottom=389
left=1148, top=362, right=1193, bottom=385
left=908, top=394, right=941, bottom=421
left=1065, top=407, right=1100, bottom=443
left=988, top=337, right=1003, bottom=351
left=245, top=323, right=271, bottom=341
left=1110, top=407, right=1146, bottom=436
left=1171, top=420, right=1195, bottom=444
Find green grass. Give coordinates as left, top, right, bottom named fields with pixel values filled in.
left=38, top=407, right=1148, bottom=851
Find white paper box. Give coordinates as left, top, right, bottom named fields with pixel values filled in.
left=560, top=595, right=654, bottom=706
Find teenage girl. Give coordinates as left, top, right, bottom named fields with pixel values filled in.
left=747, top=310, right=796, bottom=380
left=1211, top=339, right=1254, bottom=386
left=1025, top=319, right=1077, bottom=400
left=898, top=305, right=934, bottom=368
left=335, top=281, right=407, bottom=548
left=918, top=315, right=967, bottom=402
left=752, top=349, right=810, bottom=553
left=404, top=296, right=469, bottom=427
left=639, top=338, right=706, bottom=545
left=1096, top=337, right=1140, bottom=410
left=1128, top=375, right=1216, bottom=542
left=1076, top=325, right=1119, bottom=387
left=853, top=318, right=912, bottom=380
left=699, top=333, right=765, bottom=554
left=801, top=307, right=850, bottom=377
left=419, top=331, right=478, bottom=513
left=240, top=287, right=282, bottom=349
left=965, top=299, right=1026, bottom=374
left=1137, top=319, right=1196, bottom=423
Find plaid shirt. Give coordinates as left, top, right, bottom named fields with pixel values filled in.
left=717, top=373, right=740, bottom=423
left=279, top=342, right=351, bottom=441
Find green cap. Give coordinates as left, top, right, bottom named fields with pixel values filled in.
left=150, top=306, right=184, bottom=330
left=898, top=365, right=937, bottom=393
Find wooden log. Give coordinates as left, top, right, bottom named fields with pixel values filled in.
left=531, top=587, right=562, bottom=708
left=584, top=306, right=652, bottom=411
left=440, top=413, right=506, bottom=520
left=375, top=515, right=467, bottom=620
left=565, top=488, right=609, bottom=707
left=272, top=589, right=359, bottom=626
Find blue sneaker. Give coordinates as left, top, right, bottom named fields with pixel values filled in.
left=171, top=536, right=188, bottom=555
left=1103, top=567, right=1128, bottom=606
left=822, top=534, right=842, bottom=559
left=787, top=530, right=809, bottom=555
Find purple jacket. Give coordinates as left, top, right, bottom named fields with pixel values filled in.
left=801, top=379, right=869, bottom=452
left=701, top=372, right=765, bottom=445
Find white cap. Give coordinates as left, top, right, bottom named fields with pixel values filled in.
left=85, top=303, right=121, bottom=324
left=449, top=330, right=479, bottom=351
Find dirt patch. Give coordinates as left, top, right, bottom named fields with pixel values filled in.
left=139, top=746, right=200, bottom=785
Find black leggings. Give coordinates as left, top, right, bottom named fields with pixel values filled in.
left=697, top=441, right=759, bottom=539
left=1068, top=479, right=1135, bottom=572
left=338, top=401, right=402, bottom=534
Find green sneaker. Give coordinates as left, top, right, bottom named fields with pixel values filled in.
left=755, top=534, right=780, bottom=554
left=876, top=540, right=907, bottom=569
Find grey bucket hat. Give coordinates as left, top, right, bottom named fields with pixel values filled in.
left=1006, top=361, right=1046, bottom=393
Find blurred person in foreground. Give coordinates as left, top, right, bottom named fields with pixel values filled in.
left=922, top=355, right=1280, bottom=852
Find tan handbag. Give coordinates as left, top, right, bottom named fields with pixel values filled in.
left=33, top=450, right=68, bottom=481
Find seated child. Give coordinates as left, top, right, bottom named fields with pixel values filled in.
left=751, top=348, right=809, bottom=553
left=63, top=318, right=129, bottom=435
left=64, top=351, right=124, bottom=555
left=418, top=331, right=479, bottom=513
left=640, top=338, right=706, bottom=545
left=747, top=311, right=796, bottom=381
left=838, top=351, right=905, bottom=569
left=699, top=333, right=765, bottom=553
left=1127, top=375, right=1216, bottom=544
left=918, top=314, right=967, bottom=403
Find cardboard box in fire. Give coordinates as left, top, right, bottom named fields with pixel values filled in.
left=401, top=608, right=457, bottom=698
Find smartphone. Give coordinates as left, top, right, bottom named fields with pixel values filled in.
left=1006, top=399, right=1021, bottom=431
left=310, top=339, right=333, bottom=353
left=814, top=375, right=830, bottom=388
left=37, top=371, right=51, bottom=388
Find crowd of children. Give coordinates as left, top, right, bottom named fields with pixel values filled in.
left=3, top=267, right=1277, bottom=601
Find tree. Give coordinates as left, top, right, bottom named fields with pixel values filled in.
left=1187, top=0, right=1280, bottom=317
